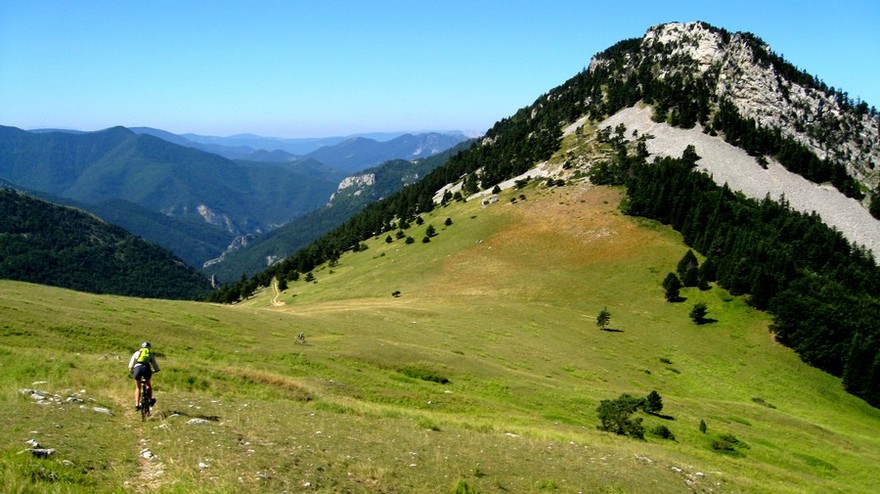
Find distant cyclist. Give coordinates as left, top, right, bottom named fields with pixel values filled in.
left=128, top=342, right=160, bottom=410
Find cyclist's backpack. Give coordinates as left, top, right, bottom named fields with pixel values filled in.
left=137, top=347, right=152, bottom=364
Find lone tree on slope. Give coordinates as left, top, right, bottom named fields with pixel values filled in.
left=645, top=390, right=663, bottom=414
left=690, top=302, right=709, bottom=324
left=596, top=307, right=611, bottom=331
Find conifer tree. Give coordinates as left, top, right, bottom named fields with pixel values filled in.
left=690, top=302, right=709, bottom=324
left=645, top=390, right=663, bottom=414
left=677, top=250, right=700, bottom=287
left=596, top=307, right=611, bottom=331
left=662, top=273, right=683, bottom=302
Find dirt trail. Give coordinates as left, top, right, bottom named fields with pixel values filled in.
left=131, top=436, right=165, bottom=492
left=271, top=278, right=285, bottom=306
left=119, top=398, right=166, bottom=492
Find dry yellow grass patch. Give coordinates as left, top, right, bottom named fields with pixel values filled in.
left=233, top=369, right=313, bottom=401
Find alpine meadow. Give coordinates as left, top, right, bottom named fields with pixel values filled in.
left=3, top=21, right=880, bottom=494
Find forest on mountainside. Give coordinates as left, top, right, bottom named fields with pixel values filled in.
left=591, top=137, right=880, bottom=407
left=0, top=189, right=211, bottom=300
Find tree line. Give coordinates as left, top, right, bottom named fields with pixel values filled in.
left=593, top=146, right=880, bottom=407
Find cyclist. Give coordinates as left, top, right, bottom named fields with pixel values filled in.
left=128, top=341, right=160, bottom=410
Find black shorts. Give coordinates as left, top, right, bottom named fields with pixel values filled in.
left=132, top=364, right=153, bottom=381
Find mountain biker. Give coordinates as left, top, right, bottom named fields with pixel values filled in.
left=128, top=341, right=160, bottom=410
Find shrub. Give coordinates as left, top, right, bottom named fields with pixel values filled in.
left=644, top=390, right=663, bottom=414
left=690, top=302, right=709, bottom=324
left=452, top=480, right=479, bottom=494
left=651, top=424, right=676, bottom=440
left=711, top=433, right=749, bottom=455
left=596, top=394, right=646, bottom=439
left=399, top=366, right=450, bottom=384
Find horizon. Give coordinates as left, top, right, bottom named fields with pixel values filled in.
left=1, top=1, right=878, bottom=139
left=19, top=125, right=482, bottom=142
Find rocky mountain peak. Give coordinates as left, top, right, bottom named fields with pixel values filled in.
left=594, top=21, right=880, bottom=187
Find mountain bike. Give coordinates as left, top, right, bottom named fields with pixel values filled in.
left=139, top=376, right=152, bottom=421
left=139, top=372, right=156, bottom=421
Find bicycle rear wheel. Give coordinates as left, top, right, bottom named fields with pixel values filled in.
left=140, top=380, right=150, bottom=420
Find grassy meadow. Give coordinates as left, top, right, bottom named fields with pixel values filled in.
left=2, top=181, right=879, bottom=493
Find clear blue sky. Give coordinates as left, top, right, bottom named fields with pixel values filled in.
left=1, top=1, right=877, bottom=138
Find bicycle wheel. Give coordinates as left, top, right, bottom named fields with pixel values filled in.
left=140, top=380, right=150, bottom=420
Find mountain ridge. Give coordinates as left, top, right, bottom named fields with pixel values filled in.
left=635, top=22, right=879, bottom=183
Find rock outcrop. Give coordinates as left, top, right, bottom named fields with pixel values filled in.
left=596, top=22, right=880, bottom=187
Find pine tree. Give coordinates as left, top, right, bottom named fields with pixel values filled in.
left=645, top=390, right=663, bottom=414
left=596, top=307, right=611, bottom=331
left=690, top=302, right=709, bottom=324
left=662, top=273, right=683, bottom=302
left=677, top=250, right=700, bottom=287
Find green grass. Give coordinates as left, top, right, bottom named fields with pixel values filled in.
left=2, top=182, right=879, bottom=492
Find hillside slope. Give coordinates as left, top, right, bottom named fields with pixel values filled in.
left=598, top=105, right=880, bottom=257
left=0, top=189, right=211, bottom=299
left=219, top=20, right=880, bottom=410
left=204, top=142, right=473, bottom=280
left=2, top=182, right=878, bottom=493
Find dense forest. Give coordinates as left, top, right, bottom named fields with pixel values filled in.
left=0, top=189, right=211, bottom=300
left=208, top=23, right=880, bottom=407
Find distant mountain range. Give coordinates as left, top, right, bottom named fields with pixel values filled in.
left=134, top=127, right=470, bottom=172
left=37, top=127, right=471, bottom=166
left=1, top=125, right=471, bottom=277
